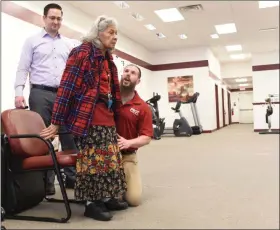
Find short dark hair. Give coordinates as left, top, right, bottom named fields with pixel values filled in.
left=126, top=64, right=142, bottom=79
left=44, top=3, right=63, bottom=16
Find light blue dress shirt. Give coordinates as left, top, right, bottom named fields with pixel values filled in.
left=15, top=29, right=74, bottom=96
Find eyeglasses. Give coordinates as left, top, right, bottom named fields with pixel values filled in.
left=47, top=16, right=62, bottom=22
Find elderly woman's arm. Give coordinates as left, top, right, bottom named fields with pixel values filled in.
left=40, top=47, right=87, bottom=139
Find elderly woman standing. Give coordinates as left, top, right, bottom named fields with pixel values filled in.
left=40, top=15, right=127, bottom=221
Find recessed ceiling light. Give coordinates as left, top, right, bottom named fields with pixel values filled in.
left=130, top=12, right=144, bottom=21
left=239, top=83, right=249, bottom=87
left=259, top=27, right=278, bottom=32
left=225, top=44, right=242, bottom=51
left=230, top=54, right=247, bottom=59
left=179, top=34, right=187, bottom=39
left=258, top=1, right=279, bottom=8
left=154, top=8, right=185, bottom=22
left=235, top=78, right=247, bottom=83
left=113, top=1, right=130, bottom=9
left=156, top=32, right=166, bottom=39
left=215, top=23, right=237, bottom=34
left=144, top=24, right=156, bottom=30
left=211, top=34, right=219, bottom=39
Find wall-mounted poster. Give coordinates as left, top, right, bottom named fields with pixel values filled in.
left=167, top=76, right=194, bottom=103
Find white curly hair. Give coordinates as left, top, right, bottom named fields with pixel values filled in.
left=81, top=15, right=118, bottom=53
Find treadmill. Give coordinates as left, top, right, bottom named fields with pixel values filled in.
left=182, top=92, right=203, bottom=135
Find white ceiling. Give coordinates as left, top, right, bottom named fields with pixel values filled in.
left=67, top=1, right=279, bottom=64
left=223, top=76, right=253, bottom=90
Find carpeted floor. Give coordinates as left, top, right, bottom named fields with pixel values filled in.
left=3, top=124, right=279, bottom=229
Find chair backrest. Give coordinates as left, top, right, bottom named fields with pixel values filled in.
left=1, top=109, right=49, bottom=157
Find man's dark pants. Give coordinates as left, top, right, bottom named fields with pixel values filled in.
left=29, top=87, right=77, bottom=194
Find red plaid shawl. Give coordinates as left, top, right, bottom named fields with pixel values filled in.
left=51, top=42, right=121, bottom=137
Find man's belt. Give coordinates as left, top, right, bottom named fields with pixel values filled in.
left=32, top=84, right=58, bottom=93
left=121, top=150, right=136, bottom=155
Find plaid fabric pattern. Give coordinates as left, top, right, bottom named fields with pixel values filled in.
left=51, top=42, right=121, bottom=137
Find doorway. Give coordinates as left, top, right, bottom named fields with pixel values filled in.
left=222, top=88, right=225, bottom=127
left=215, top=84, right=220, bottom=129
left=227, top=92, right=232, bottom=124
left=239, top=92, right=254, bottom=123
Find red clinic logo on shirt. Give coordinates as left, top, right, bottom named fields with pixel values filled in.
left=130, top=108, right=140, bottom=116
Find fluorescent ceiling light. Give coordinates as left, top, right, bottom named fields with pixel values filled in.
left=156, top=32, right=166, bottom=39
left=239, top=83, right=249, bottom=87
left=230, top=54, right=247, bottom=59
left=225, top=44, right=242, bottom=51
left=215, top=23, right=237, bottom=34
left=154, top=8, right=185, bottom=22
left=144, top=24, right=156, bottom=30
left=211, top=34, right=219, bottom=39
left=258, top=1, right=279, bottom=8
left=179, top=34, right=187, bottom=39
left=113, top=1, right=130, bottom=9
left=235, top=78, right=247, bottom=83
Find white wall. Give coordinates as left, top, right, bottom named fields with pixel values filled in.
left=151, top=67, right=216, bottom=131
left=252, top=51, right=279, bottom=130
left=253, top=70, right=279, bottom=129
left=207, top=49, right=221, bottom=80
left=151, top=47, right=208, bottom=65
left=1, top=13, right=42, bottom=111
left=252, top=51, right=279, bottom=66
left=221, top=61, right=253, bottom=78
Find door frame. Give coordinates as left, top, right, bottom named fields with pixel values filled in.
left=215, top=84, right=220, bottom=130
left=222, top=88, right=225, bottom=127
left=227, top=91, right=232, bottom=124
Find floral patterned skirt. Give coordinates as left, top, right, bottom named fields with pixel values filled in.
left=74, top=125, right=127, bottom=201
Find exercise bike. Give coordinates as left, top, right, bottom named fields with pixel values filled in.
left=164, top=92, right=203, bottom=137
left=146, top=93, right=165, bottom=140
left=170, top=100, right=193, bottom=137
left=259, top=94, right=280, bottom=135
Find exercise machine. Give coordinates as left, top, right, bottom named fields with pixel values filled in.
left=163, top=92, right=203, bottom=137
left=259, top=94, right=279, bottom=135
left=146, top=93, right=165, bottom=140
left=183, top=92, right=203, bottom=135
left=170, top=100, right=193, bottom=137
left=1, top=207, right=6, bottom=230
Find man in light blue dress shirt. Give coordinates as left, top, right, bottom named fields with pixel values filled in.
left=14, top=3, right=77, bottom=195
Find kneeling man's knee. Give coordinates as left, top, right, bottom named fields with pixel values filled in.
left=125, top=193, right=141, bottom=207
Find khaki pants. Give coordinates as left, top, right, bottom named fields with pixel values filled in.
left=122, top=153, right=142, bottom=206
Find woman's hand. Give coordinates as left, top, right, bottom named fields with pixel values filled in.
left=40, top=124, right=59, bottom=140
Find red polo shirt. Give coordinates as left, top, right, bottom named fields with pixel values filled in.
left=116, top=91, right=153, bottom=152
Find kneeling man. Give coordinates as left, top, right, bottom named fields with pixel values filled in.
left=116, top=64, right=153, bottom=207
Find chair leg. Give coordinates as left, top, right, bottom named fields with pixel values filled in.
left=45, top=169, right=84, bottom=205
left=5, top=168, right=72, bottom=223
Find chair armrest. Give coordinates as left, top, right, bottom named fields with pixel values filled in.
left=9, top=134, right=59, bottom=166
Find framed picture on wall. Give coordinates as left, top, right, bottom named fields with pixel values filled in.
left=167, top=76, right=194, bottom=103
